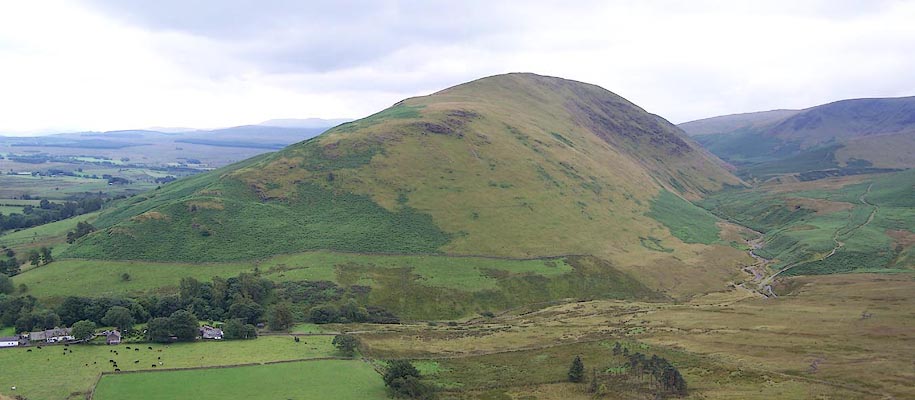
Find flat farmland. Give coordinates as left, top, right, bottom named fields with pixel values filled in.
left=92, top=359, right=386, bottom=400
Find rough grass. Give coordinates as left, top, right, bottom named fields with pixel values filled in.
left=92, top=360, right=386, bottom=400
left=0, top=336, right=335, bottom=400
left=646, top=190, right=720, bottom=244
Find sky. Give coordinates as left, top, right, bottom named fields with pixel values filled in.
left=1, top=0, right=914, bottom=135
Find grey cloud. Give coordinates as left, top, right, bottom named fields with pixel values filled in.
left=81, top=0, right=521, bottom=73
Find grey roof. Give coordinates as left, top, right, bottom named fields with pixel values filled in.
left=0, top=336, right=19, bottom=341
left=28, top=328, right=73, bottom=341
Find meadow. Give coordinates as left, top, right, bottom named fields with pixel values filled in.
left=0, top=336, right=336, bottom=400
left=11, top=252, right=654, bottom=320
left=92, top=360, right=387, bottom=400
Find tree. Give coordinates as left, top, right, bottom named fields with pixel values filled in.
left=267, top=302, right=294, bottom=330
left=227, top=298, right=263, bottom=325
left=102, top=306, right=136, bottom=333
left=223, top=318, right=257, bottom=340
left=146, top=317, right=171, bottom=343
left=309, top=304, right=339, bottom=324
left=71, top=320, right=96, bottom=342
left=0, top=273, right=13, bottom=294
left=588, top=368, right=599, bottom=394
left=120, top=273, right=131, bottom=282
left=568, top=355, right=585, bottom=383
left=383, top=360, right=436, bottom=399
left=28, top=251, right=40, bottom=267
left=169, top=310, right=199, bottom=341
left=332, top=334, right=360, bottom=356
left=39, top=247, right=52, bottom=264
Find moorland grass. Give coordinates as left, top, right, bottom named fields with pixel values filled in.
left=0, top=336, right=335, bottom=400
left=92, top=359, right=386, bottom=400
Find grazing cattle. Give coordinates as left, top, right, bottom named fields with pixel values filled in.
left=135, top=348, right=139, bottom=351
left=152, top=364, right=157, bottom=368
left=148, top=346, right=152, bottom=350
left=85, top=363, right=88, bottom=367
left=36, top=346, right=42, bottom=349
left=126, top=346, right=131, bottom=349
left=134, top=360, right=139, bottom=363
left=109, top=359, right=115, bottom=363
left=26, top=349, right=31, bottom=352
left=114, top=368, right=120, bottom=372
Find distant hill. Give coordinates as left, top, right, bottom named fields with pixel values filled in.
left=680, top=97, right=915, bottom=180
left=259, top=118, right=352, bottom=129
left=67, top=73, right=745, bottom=292
left=0, top=122, right=339, bottom=169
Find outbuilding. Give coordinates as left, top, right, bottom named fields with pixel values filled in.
left=0, top=336, right=20, bottom=348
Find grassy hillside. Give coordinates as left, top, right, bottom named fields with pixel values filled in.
left=66, top=73, right=742, bottom=276
left=681, top=96, right=915, bottom=179
left=701, top=169, right=915, bottom=274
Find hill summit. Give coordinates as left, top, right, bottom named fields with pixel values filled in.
left=68, top=73, right=741, bottom=269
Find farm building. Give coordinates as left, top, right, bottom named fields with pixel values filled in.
left=106, top=330, right=121, bottom=345
left=200, top=326, right=224, bottom=340
left=28, top=328, right=74, bottom=343
left=0, top=336, right=20, bottom=348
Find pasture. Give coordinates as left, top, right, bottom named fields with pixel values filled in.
left=0, top=335, right=336, bottom=400
left=92, top=359, right=386, bottom=400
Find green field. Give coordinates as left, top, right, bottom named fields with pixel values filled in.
left=92, top=359, right=386, bottom=400
left=12, top=258, right=252, bottom=299
left=0, top=336, right=336, bottom=400
left=0, top=174, right=156, bottom=200
left=0, top=211, right=101, bottom=257
left=13, top=252, right=654, bottom=319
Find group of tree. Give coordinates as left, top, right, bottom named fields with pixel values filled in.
left=579, top=343, right=688, bottom=398
left=66, top=221, right=96, bottom=243
left=2, top=271, right=401, bottom=340
left=146, top=310, right=199, bottom=342
left=0, top=195, right=103, bottom=232
left=332, top=334, right=360, bottom=356
left=0, top=247, right=18, bottom=276
left=27, top=247, right=53, bottom=267
left=383, top=360, right=437, bottom=399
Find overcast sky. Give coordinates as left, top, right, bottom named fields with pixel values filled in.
left=1, top=0, right=914, bottom=135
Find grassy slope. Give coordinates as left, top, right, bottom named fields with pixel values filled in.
left=65, top=74, right=741, bottom=274
left=0, top=336, right=335, bottom=400
left=93, top=360, right=386, bottom=400
left=0, top=210, right=101, bottom=257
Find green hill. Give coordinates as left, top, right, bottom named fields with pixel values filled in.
left=680, top=97, right=915, bottom=180
left=65, top=73, right=745, bottom=294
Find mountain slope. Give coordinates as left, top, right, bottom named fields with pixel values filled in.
left=680, top=97, right=915, bottom=179
left=66, top=73, right=743, bottom=279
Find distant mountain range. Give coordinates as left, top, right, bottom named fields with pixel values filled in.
left=679, top=96, right=915, bottom=180
left=0, top=119, right=348, bottom=169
